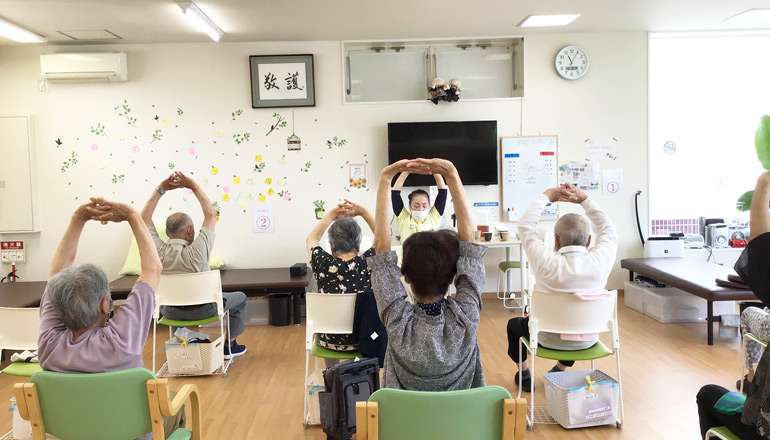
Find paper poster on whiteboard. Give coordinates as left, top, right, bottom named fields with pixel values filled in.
left=501, top=136, right=559, bottom=220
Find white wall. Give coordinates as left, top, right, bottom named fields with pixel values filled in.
left=0, top=32, right=647, bottom=291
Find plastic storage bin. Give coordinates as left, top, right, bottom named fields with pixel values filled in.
left=543, top=369, right=620, bottom=429
left=623, top=281, right=645, bottom=313
left=624, top=281, right=735, bottom=323
left=644, top=287, right=734, bottom=323
left=246, top=297, right=269, bottom=325
left=165, top=332, right=224, bottom=375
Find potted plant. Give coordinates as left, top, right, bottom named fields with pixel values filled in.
left=737, top=115, right=770, bottom=212
left=313, top=200, right=325, bottom=219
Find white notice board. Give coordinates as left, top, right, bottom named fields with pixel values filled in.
left=500, top=136, right=559, bottom=221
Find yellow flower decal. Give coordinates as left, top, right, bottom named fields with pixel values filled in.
left=211, top=167, right=219, bottom=175
left=255, top=155, right=263, bottom=162
left=258, top=194, right=266, bottom=202
left=161, top=119, right=169, bottom=126
left=215, top=129, right=223, bottom=137
left=265, top=177, right=272, bottom=184
left=222, top=194, right=230, bottom=201
left=267, top=188, right=274, bottom=196
left=238, top=201, right=246, bottom=208
left=233, top=177, right=241, bottom=184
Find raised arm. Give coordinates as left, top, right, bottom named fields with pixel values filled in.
left=392, top=171, right=409, bottom=191
left=306, top=206, right=343, bottom=255
left=140, top=174, right=178, bottom=227
left=432, top=174, right=449, bottom=216
left=48, top=202, right=109, bottom=278
left=92, top=197, right=163, bottom=291
left=433, top=173, right=447, bottom=190
left=377, top=161, right=415, bottom=254
left=751, top=171, right=770, bottom=240
left=416, top=159, right=473, bottom=241
left=560, top=183, right=617, bottom=249
left=391, top=171, right=409, bottom=216
left=174, top=171, right=217, bottom=232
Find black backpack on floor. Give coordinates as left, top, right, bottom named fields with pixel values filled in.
left=319, top=357, right=380, bottom=440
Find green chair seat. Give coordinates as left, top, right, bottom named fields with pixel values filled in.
left=167, top=428, right=194, bottom=440
left=311, top=343, right=361, bottom=360
left=2, top=361, right=42, bottom=377
left=707, top=426, right=741, bottom=440
left=521, top=337, right=612, bottom=361
left=499, top=261, right=528, bottom=271
left=159, top=315, right=220, bottom=327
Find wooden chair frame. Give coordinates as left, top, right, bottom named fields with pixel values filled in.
left=13, top=378, right=201, bottom=440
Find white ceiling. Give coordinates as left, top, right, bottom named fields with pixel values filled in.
left=0, top=0, right=769, bottom=46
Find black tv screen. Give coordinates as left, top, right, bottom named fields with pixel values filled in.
left=388, top=121, right=498, bottom=186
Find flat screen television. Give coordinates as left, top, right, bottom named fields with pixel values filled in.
left=388, top=120, right=498, bottom=186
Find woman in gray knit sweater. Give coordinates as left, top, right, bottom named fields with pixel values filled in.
left=367, top=158, right=486, bottom=390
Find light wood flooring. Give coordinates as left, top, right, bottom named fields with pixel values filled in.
left=0, top=294, right=743, bottom=439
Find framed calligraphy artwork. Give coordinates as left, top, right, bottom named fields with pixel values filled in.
left=249, top=54, right=315, bottom=108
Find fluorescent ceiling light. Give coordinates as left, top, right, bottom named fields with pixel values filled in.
left=0, top=17, right=46, bottom=43
left=519, top=14, right=580, bottom=27
left=726, top=9, right=770, bottom=22
left=177, top=2, right=224, bottom=42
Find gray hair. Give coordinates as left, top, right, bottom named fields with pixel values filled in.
left=554, top=213, right=591, bottom=246
left=47, top=264, right=110, bottom=332
left=328, top=218, right=362, bottom=255
left=166, top=212, right=192, bottom=235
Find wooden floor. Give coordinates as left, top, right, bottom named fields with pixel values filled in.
left=0, top=294, right=742, bottom=439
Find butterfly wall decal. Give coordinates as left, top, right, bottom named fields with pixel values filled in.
left=55, top=138, right=62, bottom=147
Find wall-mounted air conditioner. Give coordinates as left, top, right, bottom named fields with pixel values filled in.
left=40, top=52, right=127, bottom=82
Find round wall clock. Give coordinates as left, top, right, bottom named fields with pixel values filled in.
left=555, top=45, right=589, bottom=80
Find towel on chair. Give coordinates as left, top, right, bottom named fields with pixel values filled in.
left=561, top=290, right=614, bottom=341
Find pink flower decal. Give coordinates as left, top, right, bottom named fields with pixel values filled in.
left=131, top=145, right=140, bottom=153
left=90, top=144, right=98, bottom=151
left=187, top=189, right=194, bottom=195
left=188, top=147, right=196, bottom=154
left=222, top=185, right=231, bottom=193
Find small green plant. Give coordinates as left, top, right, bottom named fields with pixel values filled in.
left=90, top=123, right=109, bottom=138
left=737, top=115, right=770, bottom=211
left=266, top=113, right=287, bottom=136
left=111, top=174, right=126, bottom=184
left=168, top=162, right=175, bottom=169
left=151, top=129, right=163, bottom=143
left=300, top=161, right=312, bottom=173
left=177, top=108, right=184, bottom=116
left=114, top=100, right=136, bottom=126
left=233, top=133, right=251, bottom=144
left=60, top=152, right=79, bottom=173
left=232, top=109, right=243, bottom=120
left=326, top=136, right=348, bottom=149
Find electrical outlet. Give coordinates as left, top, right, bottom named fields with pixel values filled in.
left=14, top=250, right=25, bottom=263
left=0, top=251, right=9, bottom=264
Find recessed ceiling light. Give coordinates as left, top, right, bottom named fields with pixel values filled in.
left=726, top=9, right=770, bottom=22
left=519, top=14, right=580, bottom=27
left=0, top=17, right=46, bottom=43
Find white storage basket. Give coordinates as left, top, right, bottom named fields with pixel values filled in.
left=543, top=369, right=620, bottom=429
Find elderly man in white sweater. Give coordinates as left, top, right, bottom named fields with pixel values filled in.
left=507, top=182, right=618, bottom=392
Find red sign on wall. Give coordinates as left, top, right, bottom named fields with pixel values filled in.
left=1, top=241, right=23, bottom=250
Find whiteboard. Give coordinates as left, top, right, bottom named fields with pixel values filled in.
left=500, top=136, right=559, bottom=221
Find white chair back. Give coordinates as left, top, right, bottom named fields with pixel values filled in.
left=529, top=290, right=618, bottom=348
left=154, top=270, right=223, bottom=319
left=305, top=292, right=357, bottom=350
left=0, top=307, right=40, bottom=352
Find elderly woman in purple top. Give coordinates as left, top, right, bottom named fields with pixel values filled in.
left=38, top=197, right=183, bottom=439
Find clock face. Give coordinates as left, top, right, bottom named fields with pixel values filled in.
left=555, top=46, right=589, bottom=80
